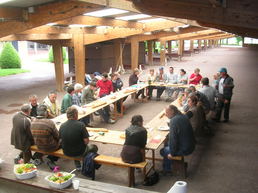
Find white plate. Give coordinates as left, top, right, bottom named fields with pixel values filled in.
left=158, top=126, right=169, bottom=131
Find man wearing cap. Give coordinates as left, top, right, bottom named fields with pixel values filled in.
left=11, top=104, right=34, bottom=163
left=215, top=67, right=234, bottom=122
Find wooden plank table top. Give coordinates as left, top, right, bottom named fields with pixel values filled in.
left=52, top=83, right=148, bottom=127
left=88, top=98, right=183, bottom=150
left=0, top=163, right=159, bottom=193
left=150, top=82, right=201, bottom=89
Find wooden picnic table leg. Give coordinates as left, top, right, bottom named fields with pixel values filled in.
left=128, top=167, right=135, bottom=187
left=120, top=98, right=124, bottom=117
left=113, top=102, right=118, bottom=120
left=151, top=149, right=155, bottom=170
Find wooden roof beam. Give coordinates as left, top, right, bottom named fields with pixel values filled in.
left=0, top=34, right=72, bottom=41
left=126, top=26, right=207, bottom=42
left=57, top=15, right=143, bottom=29
left=0, top=7, right=25, bottom=21
left=20, top=26, right=102, bottom=35
left=186, top=32, right=226, bottom=40
left=159, top=29, right=220, bottom=41
left=0, top=1, right=103, bottom=38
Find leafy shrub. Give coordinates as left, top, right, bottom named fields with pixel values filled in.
left=48, top=47, right=67, bottom=63
left=0, top=42, right=21, bottom=69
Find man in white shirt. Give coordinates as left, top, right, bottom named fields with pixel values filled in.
left=199, top=77, right=217, bottom=111
left=165, top=67, right=178, bottom=102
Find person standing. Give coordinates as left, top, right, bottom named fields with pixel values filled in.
left=160, top=105, right=195, bottom=173
left=189, top=68, right=202, bottom=85
left=215, top=67, right=234, bottom=122
left=11, top=104, right=34, bottom=163
left=61, top=85, right=74, bottom=114
left=121, top=115, right=147, bottom=164
left=59, top=106, right=97, bottom=170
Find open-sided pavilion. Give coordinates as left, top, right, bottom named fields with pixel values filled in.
left=0, top=0, right=235, bottom=91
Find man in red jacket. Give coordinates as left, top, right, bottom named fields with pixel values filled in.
left=96, top=73, right=115, bottom=124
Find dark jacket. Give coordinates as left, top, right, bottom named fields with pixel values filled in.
left=129, top=74, right=138, bottom=86
left=11, top=112, right=34, bottom=152
left=217, top=75, right=234, bottom=99
left=112, top=78, right=123, bottom=92
left=169, top=114, right=195, bottom=156
left=121, top=125, right=147, bottom=163
left=81, top=152, right=101, bottom=180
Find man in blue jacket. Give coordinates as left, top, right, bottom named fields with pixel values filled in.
left=160, top=105, right=195, bottom=173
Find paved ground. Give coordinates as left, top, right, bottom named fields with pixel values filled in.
left=0, top=47, right=257, bottom=193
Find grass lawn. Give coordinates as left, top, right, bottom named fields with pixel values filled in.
left=0, top=68, right=30, bottom=77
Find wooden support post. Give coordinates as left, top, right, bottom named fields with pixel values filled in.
left=52, top=42, right=64, bottom=92
left=131, top=39, right=139, bottom=70
left=190, top=40, right=194, bottom=52
left=114, top=39, right=123, bottom=70
left=204, top=40, right=207, bottom=50
left=167, top=40, right=172, bottom=54
left=208, top=40, right=212, bottom=48
left=160, top=40, right=166, bottom=66
left=73, top=33, right=85, bottom=86
left=198, top=40, right=201, bottom=50
left=178, top=40, right=184, bottom=60
left=147, top=40, right=153, bottom=65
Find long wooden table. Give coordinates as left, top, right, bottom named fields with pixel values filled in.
left=52, top=83, right=148, bottom=125
left=88, top=98, right=183, bottom=173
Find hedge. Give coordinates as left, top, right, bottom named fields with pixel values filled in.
left=0, top=42, right=21, bottom=69
left=48, top=47, right=67, bottom=63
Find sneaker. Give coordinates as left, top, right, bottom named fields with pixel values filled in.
left=31, top=159, right=42, bottom=166
left=108, top=119, right=116, bottom=124
left=46, top=160, right=56, bottom=170
left=14, top=155, right=21, bottom=164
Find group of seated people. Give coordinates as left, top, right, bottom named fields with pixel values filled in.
left=11, top=66, right=234, bottom=176
left=130, top=66, right=203, bottom=101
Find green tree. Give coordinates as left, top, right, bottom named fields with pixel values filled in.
left=48, top=47, right=67, bottom=63
left=0, top=42, right=21, bottom=69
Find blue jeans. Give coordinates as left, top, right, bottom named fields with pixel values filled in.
left=160, top=146, right=172, bottom=172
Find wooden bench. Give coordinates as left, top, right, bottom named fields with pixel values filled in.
left=145, top=155, right=187, bottom=178
left=30, top=145, right=147, bottom=187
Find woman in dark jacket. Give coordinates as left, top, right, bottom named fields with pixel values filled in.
left=121, top=115, right=147, bottom=163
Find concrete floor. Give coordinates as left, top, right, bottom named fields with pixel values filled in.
left=0, top=47, right=257, bottom=193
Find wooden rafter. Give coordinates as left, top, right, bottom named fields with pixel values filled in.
left=57, top=15, right=143, bottom=29
left=159, top=29, right=220, bottom=41
left=0, top=0, right=103, bottom=38
left=0, top=34, right=72, bottom=41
